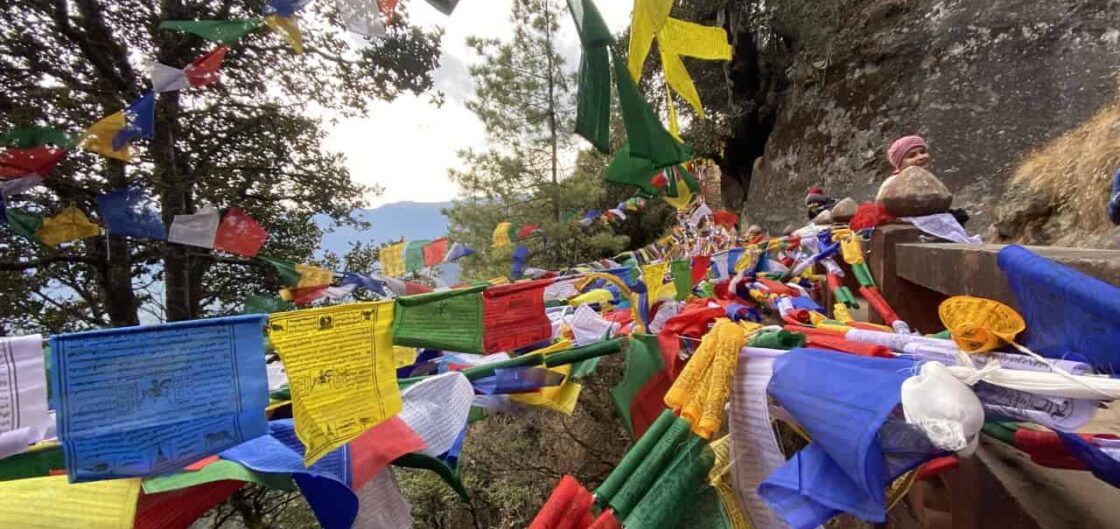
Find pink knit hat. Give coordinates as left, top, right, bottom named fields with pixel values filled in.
left=888, top=135, right=927, bottom=173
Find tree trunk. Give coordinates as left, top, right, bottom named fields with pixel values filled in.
left=93, top=162, right=140, bottom=327
left=542, top=0, right=561, bottom=223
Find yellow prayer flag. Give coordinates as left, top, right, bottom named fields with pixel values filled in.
left=641, top=262, right=673, bottom=302
left=487, top=276, right=510, bottom=286
left=660, top=49, right=706, bottom=118
left=0, top=475, right=140, bottom=529
left=265, top=15, right=304, bottom=54
left=666, top=86, right=682, bottom=141
left=663, top=170, right=694, bottom=210
left=510, top=340, right=582, bottom=414
left=393, top=346, right=419, bottom=368
left=380, top=242, right=405, bottom=277
left=79, top=111, right=134, bottom=162
left=627, top=0, right=673, bottom=82
left=939, top=296, right=1026, bottom=353
left=268, top=302, right=402, bottom=466
left=37, top=206, right=101, bottom=246
left=491, top=221, right=512, bottom=248
left=664, top=319, right=746, bottom=438
left=840, top=236, right=864, bottom=265
left=294, top=263, right=333, bottom=288
left=708, top=436, right=752, bottom=529
left=657, top=18, right=733, bottom=61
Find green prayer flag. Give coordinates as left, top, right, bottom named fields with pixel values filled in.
left=142, top=460, right=295, bottom=494
left=597, top=409, right=676, bottom=506
left=159, top=19, right=263, bottom=44
left=623, top=434, right=714, bottom=529
left=404, top=240, right=430, bottom=273
left=393, top=453, right=470, bottom=501
left=669, top=478, right=731, bottom=529
left=259, top=256, right=302, bottom=286
left=670, top=260, right=692, bottom=301
left=747, top=330, right=806, bottom=350
left=243, top=294, right=294, bottom=314
left=567, top=0, right=613, bottom=152
left=392, top=285, right=486, bottom=353
left=609, top=335, right=667, bottom=436
left=609, top=415, right=692, bottom=516
left=5, top=209, right=43, bottom=242
left=612, top=47, right=692, bottom=168
left=605, top=143, right=660, bottom=195
left=0, top=445, right=63, bottom=482
left=0, top=127, right=74, bottom=149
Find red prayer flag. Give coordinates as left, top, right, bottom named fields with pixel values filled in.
left=712, top=210, right=739, bottom=229
left=0, top=146, right=67, bottom=178
left=348, top=415, right=426, bottom=490
left=213, top=207, right=268, bottom=256
left=289, top=285, right=329, bottom=305
left=482, top=279, right=553, bottom=353
left=422, top=237, right=449, bottom=267
left=690, top=255, right=711, bottom=286
left=134, top=480, right=244, bottom=529
left=589, top=509, right=622, bottom=529
left=849, top=202, right=894, bottom=231
left=529, top=475, right=593, bottom=529
left=185, top=46, right=229, bottom=87
left=517, top=224, right=539, bottom=238
left=403, top=281, right=434, bottom=295
left=629, top=372, right=672, bottom=438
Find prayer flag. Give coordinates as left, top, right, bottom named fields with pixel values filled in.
left=404, top=240, right=429, bottom=273
left=422, top=237, right=449, bottom=267
left=492, top=221, right=512, bottom=248
left=610, top=334, right=672, bottom=437
left=623, top=433, right=714, bottom=529
left=663, top=319, right=746, bottom=439
left=213, top=207, right=268, bottom=256
left=380, top=242, right=405, bottom=277
left=0, top=146, right=67, bottom=178
left=658, top=18, right=732, bottom=116
left=265, top=0, right=313, bottom=16
left=570, top=39, right=611, bottom=152
left=185, top=46, right=229, bottom=87
left=95, top=187, right=166, bottom=240
left=443, top=241, right=473, bottom=263
left=36, top=206, right=100, bottom=246
left=80, top=111, right=133, bottom=161
left=691, top=255, right=711, bottom=284
left=605, top=143, right=660, bottom=195
left=0, top=175, right=43, bottom=198
left=393, top=279, right=552, bottom=354
left=424, top=0, right=460, bottom=15
left=0, top=127, right=74, bottom=149
left=0, top=475, right=141, bottom=529
left=159, top=20, right=263, bottom=44
left=267, top=302, right=402, bottom=466
left=265, top=15, right=304, bottom=54
left=529, top=475, right=595, bottom=529
left=168, top=208, right=221, bottom=249
left=627, top=0, right=672, bottom=82
left=261, top=256, right=333, bottom=288
left=0, top=335, right=51, bottom=461
left=337, top=0, right=387, bottom=38
left=112, top=91, right=156, bottom=151
left=670, top=260, right=691, bottom=301
left=5, top=208, right=43, bottom=242
left=151, top=61, right=190, bottom=93
left=614, top=49, right=692, bottom=168
left=50, top=315, right=270, bottom=481
left=517, top=223, right=539, bottom=238
left=511, top=244, right=529, bottom=278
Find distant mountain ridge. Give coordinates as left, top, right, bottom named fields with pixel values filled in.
left=315, top=201, right=459, bottom=284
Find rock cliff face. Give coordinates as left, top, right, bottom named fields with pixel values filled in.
left=719, top=0, right=1120, bottom=233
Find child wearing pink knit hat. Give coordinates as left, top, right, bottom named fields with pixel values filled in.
left=888, top=135, right=930, bottom=174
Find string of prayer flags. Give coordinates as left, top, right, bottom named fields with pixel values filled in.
left=380, top=242, right=406, bottom=277
left=264, top=15, right=305, bottom=54
left=663, top=318, right=747, bottom=439
left=393, top=279, right=553, bottom=354
left=337, top=0, right=388, bottom=38
left=212, top=208, right=268, bottom=256
left=0, top=127, right=74, bottom=149
left=404, top=240, right=429, bottom=274
left=159, top=20, right=264, bottom=44
left=0, top=335, right=50, bottom=460
left=424, top=0, right=461, bottom=15
left=80, top=111, right=134, bottom=161
left=152, top=47, right=230, bottom=92
left=422, top=237, right=449, bottom=267
left=0, top=475, right=141, bottom=529
left=265, top=0, right=313, bottom=16
left=95, top=187, right=166, bottom=240
left=36, top=206, right=101, bottom=246
left=267, top=302, right=402, bottom=466
left=492, top=221, right=512, bottom=248
left=50, top=315, right=270, bottom=482
left=112, top=91, right=156, bottom=151
left=0, top=146, right=67, bottom=178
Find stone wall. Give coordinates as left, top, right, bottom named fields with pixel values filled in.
left=721, top=0, right=1120, bottom=233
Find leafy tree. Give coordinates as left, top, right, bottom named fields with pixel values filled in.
left=0, top=0, right=441, bottom=333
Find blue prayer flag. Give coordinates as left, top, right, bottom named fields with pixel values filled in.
left=50, top=314, right=269, bottom=482
left=112, top=91, right=156, bottom=150
left=264, top=0, right=312, bottom=16
left=95, top=186, right=166, bottom=240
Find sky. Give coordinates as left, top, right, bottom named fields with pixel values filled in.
left=323, top=0, right=633, bottom=207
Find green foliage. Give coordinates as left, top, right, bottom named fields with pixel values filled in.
left=0, top=0, right=442, bottom=332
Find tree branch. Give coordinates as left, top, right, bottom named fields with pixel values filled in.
left=0, top=254, right=97, bottom=271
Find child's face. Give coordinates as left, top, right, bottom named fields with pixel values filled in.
left=900, top=146, right=930, bottom=170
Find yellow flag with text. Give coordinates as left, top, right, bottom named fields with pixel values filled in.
left=380, top=242, right=405, bottom=277
left=0, top=475, right=140, bottom=529
left=268, top=302, right=402, bottom=466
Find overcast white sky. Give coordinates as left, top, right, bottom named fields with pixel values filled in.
left=323, top=0, right=633, bottom=206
